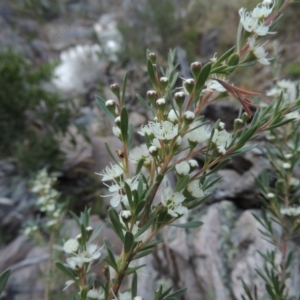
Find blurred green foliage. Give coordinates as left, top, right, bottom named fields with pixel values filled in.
left=0, top=49, right=74, bottom=173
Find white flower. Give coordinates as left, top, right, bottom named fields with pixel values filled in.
left=161, top=187, right=188, bottom=217
left=168, top=109, right=179, bottom=123
left=262, top=0, right=273, bottom=5
left=280, top=206, right=300, bottom=216
left=114, top=291, right=131, bottom=300
left=64, top=239, right=80, bottom=253
left=277, top=80, right=295, bottom=90
left=129, top=145, right=152, bottom=165
left=66, top=256, right=84, bottom=270
left=175, top=161, right=190, bottom=175
left=186, top=123, right=211, bottom=144
left=282, top=163, right=291, bottom=169
left=112, top=126, right=122, bottom=138
left=138, top=124, right=153, bottom=137
left=87, top=288, right=105, bottom=299
left=239, top=8, right=273, bottom=36
left=187, top=181, right=204, bottom=198
left=248, top=37, right=271, bottom=65
left=63, top=280, right=75, bottom=291
left=252, top=4, right=273, bottom=19
left=78, top=244, right=101, bottom=263
left=212, top=129, right=232, bottom=147
left=203, top=80, right=226, bottom=92
left=107, top=176, right=140, bottom=207
left=96, top=164, right=124, bottom=181
left=148, top=121, right=178, bottom=141
left=217, top=145, right=226, bottom=155
left=52, top=44, right=103, bottom=93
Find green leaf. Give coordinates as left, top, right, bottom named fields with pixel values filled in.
left=124, top=231, right=135, bottom=254
left=95, top=95, right=115, bottom=120
left=171, top=221, right=203, bottom=228
left=175, top=175, right=190, bottom=192
left=124, top=181, right=134, bottom=209
left=131, top=272, right=138, bottom=297
left=133, top=249, right=154, bottom=260
left=121, top=71, right=129, bottom=104
left=69, top=211, right=81, bottom=228
left=134, top=213, right=156, bottom=239
left=108, top=208, right=124, bottom=242
left=209, top=158, right=231, bottom=174
left=125, top=265, right=146, bottom=275
left=55, top=262, right=76, bottom=280
left=147, top=59, right=157, bottom=89
left=195, top=62, right=212, bottom=93
left=128, top=123, right=134, bottom=151
left=213, top=46, right=235, bottom=68
left=89, top=223, right=102, bottom=243
left=104, top=142, right=120, bottom=165
left=0, top=269, right=10, bottom=295
left=120, top=107, right=129, bottom=144
left=104, top=242, right=119, bottom=271
left=227, top=54, right=240, bottom=67
left=135, top=199, right=146, bottom=215
left=164, top=287, right=187, bottom=299
left=136, top=94, right=155, bottom=113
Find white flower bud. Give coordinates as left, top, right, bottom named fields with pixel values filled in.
left=188, top=159, right=198, bottom=169
left=267, top=193, right=275, bottom=199
left=63, top=239, right=79, bottom=253
left=219, top=122, right=225, bottom=130
left=113, top=126, right=122, bottom=138
left=149, top=145, right=158, bottom=155
left=168, top=109, right=179, bottom=123
left=121, top=210, right=132, bottom=221
left=175, top=161, right=190, bottom=175
left=175, top=136, right=182, bottom=146
left=282, top=163, right=291, bottom=169
left=105, top=100, right=115, bottom=107
left=284, top=154, right=293, bottom=159
left=183, top=111, right=195, bottom=122
left=156, top=98, right=166, bottom=106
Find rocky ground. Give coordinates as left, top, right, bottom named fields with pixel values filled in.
left=0, top=0, right=300, bottom=299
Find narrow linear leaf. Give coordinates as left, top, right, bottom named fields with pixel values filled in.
left=136, top=94, right=155, bottom=113
left=95, top=95, right=115, bottom=120
left=121, top=71, right=129, bottom=104
left=55, top=262, right=76, bottom=280
left=120, top=107, right=129, bottom=144
left=175, top=175, right=190, bottom=193
left=147, top=59, right=157, bottom=89
left=195, top=62, right=212, bottom=93
left=104, top=247, right=119, bottom=272
left=128, top=123, right=134, bottom=151
left=171, top=221, right=203, bottom=229
left=213, top=46, right=235, bottom=68
left=124, top=231, right=134, bottom=254
left=131, top=272, right=138, bottom=297
left=108, top=208, right=125, bottom=242
left=0, top=269, right=10, bottom=295
left=104, top=142, right=120, bottom=165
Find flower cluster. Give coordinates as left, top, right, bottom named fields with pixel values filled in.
left=239, top=1, right=275, bottom=65
left=25, top=169, right=62, bottom=234
left=53, top=44, right=102, bottom=93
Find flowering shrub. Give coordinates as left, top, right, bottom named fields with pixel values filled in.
left=242, top=79, right=300, bottom=300
left=54, top=1, right=300, bottom=299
